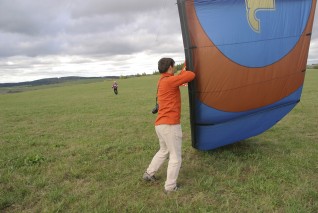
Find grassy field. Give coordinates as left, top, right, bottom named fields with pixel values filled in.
left=0, top=70, right=317, bottom=212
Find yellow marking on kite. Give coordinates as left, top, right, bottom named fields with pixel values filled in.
left=245, top=0, right=275, bottom=32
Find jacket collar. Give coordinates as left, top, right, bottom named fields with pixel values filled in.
left=160, top=72, right=173, bottom=78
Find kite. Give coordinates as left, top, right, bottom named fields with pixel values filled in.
left=177, top=0, right=317, bottom=150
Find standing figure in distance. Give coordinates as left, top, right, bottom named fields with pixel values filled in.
left=112, top=81, right=118, bottom=95
left=143, top=58, right=195, bottom=194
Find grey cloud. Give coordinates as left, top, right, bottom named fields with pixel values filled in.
left=0, top=1, right=71, bottom=36
left=70, top=0, right=168, bottom=18
left=0, top=0, right=180, bottom=58
left=0, top=32, right=68, bottom=57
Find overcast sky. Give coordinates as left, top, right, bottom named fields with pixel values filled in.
left=0, top=0, right=317, bottom=83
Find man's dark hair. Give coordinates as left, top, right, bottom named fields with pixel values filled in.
left=158, top=58, right=175, bottom=73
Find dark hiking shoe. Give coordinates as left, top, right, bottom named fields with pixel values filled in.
left=143, top=172, right=157, bottom=182
left=164, top=185, right=180, bottom=194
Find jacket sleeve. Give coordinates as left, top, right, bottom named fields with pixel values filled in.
left=169, top=70, right=195, bottom=87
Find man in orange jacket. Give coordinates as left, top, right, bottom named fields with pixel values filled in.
left=143, top=58, right=195, bottom=194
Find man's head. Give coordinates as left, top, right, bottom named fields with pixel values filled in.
left=158, top=58, right=175, bottom=73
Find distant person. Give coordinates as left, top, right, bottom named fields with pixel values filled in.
left=143, top=58, right=195, bottom=194
left=112, top=81, right=118, bottom=95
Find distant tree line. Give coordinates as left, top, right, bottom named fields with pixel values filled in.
left=307, top=64, right=318, bottom=69
left=0, top=76, right=119, bottom=88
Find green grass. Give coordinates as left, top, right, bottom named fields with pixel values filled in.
left=0, top=70, right=317, bottom=212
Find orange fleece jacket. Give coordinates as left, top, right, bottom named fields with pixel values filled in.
left=155, top=70, right=195, bottom=125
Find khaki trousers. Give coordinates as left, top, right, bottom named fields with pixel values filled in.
left=146, top=124, right=182, bottom=190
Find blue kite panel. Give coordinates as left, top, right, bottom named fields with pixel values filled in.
left=194, top=0, right=312, bottom=67
left=195, top=86, right=303, bottom=124
left=195, top=102, right=297, bottom=150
